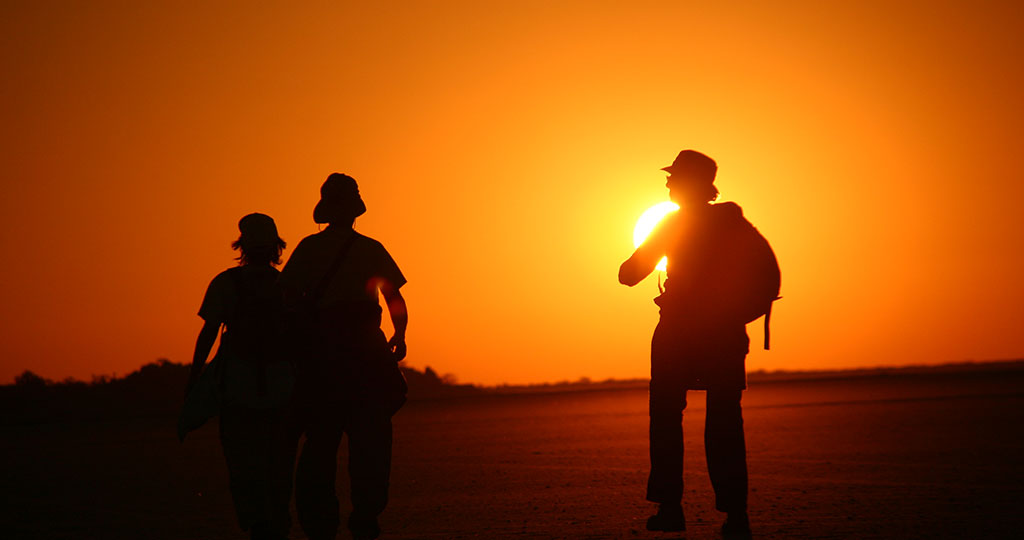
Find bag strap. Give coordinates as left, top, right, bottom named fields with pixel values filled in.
left=762, top=296, right=781, bottom=350
left=309, top=231, right=359, bottom=302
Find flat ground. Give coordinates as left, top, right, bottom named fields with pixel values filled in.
left=4, top=372, right=1023, bottom=539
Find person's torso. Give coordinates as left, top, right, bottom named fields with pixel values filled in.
left=283, top=228, right=407, bottom=333
left=657, top=203, right=751, bottom=322
left=220, top=265, right=286, bottom=356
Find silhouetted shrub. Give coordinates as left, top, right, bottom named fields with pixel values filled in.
left=14, top=370, right=50, bottom=388
left=1, top=359, right=479, bottom=424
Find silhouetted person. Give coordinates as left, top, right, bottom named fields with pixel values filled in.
left=619, top=150, right=779, bottom=539
left=281, top=173, right=408, bottom=540
left=187, top=213, right=295, bottom=540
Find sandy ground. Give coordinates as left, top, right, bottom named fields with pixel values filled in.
left=4, top=372, right=1023, bottom=539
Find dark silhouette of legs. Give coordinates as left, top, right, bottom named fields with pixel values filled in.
left=705, top=388, right=748, bottom=513
left=294, top=408, right=344, bottom=540
left=292, top=404, right=393, bottom=540
left=646, top=379, right=749, bottom=533
left=348, top=412, right=392, bottom=519
left=647, top=381, right=687, bottom=505
left=220, top=405, right=293, bottom=540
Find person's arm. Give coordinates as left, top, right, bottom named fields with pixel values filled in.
left=380, top=280, right=407, bottom=361
left=186, top=319, right=220, bottom=397
left=619, top=213, right=676, bottom=286
left=618, top=247, right=661, bottom=287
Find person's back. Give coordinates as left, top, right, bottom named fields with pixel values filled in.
left=183, top=212, right=294, bottom=540
left=216, top=264, right=289, bottom=404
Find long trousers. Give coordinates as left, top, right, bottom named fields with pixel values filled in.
left=219, top=404, right=295, bottom=540
left=289, top=403, right=393, bottom=540
left=646, top=387, right=748, bottom=512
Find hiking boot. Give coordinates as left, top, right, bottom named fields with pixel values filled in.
left=721, top=511, right=752, bottom=539
left=646, top=504, right=685, bottom=532
left=348, top=513, right=381, bottom=540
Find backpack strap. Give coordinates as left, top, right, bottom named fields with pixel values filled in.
left=309, top=231, right=359, bottom=302
left=762, top=296, right=781, bottom=350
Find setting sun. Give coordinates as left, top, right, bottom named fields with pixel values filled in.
left=633, top=201, right=679, bottom=272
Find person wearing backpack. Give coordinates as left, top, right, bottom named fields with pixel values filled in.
left=185, top=213, right=295, bottom=540
left=619, top=150, right=779, bottom=539
left=280, top=173, right=408, bottom=540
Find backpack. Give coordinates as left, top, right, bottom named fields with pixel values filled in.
left=730, top=225, right=781, bottom=349
left=659, top=204, right=780, bottom=349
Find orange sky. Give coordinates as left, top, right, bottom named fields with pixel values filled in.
left=2, top=1, right=1023, bottom=385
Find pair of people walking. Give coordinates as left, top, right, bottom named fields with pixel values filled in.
left=185, top=173, right=407, bottom=540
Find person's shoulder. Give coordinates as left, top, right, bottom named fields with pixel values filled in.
left=212, top=267, right=240, bottom=282
left=347, top=231, right=392, bottom=257
left=206, top=267, right=239, bottom=293
left=353, top=231, right=384, bottom=249
left=241, top=264, right=280, bottom=277
left=286, top=230, right=335, bottom=262
left=712, top=201, right=744, bottom=217
left=712, top=201, right=752, bottom=225
left=295, top=230, right=331, bottom=247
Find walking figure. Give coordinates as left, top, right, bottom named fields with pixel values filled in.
left=281, top=173, right=408, bottom=540
left=619, top=150, right=779, bottom=539
left=185, top=213, right=295, bottom=540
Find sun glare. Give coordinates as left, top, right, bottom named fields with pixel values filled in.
left=633, top=201, right=679, bottom=272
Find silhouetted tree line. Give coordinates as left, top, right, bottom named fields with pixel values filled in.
left=1, top=359, right=478, bottom=425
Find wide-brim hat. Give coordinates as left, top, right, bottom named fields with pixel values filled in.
left=237, top=213, right=280, bottom=247
left=661, top=149, right=717, bottom=182
left=313, top=173, right=366, bottom=224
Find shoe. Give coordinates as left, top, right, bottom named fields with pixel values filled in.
left=721, top=511, right=751, bottom=539
left=646, top=504, right=685, bottom=532
left=348, top=513, right=381, bottom=540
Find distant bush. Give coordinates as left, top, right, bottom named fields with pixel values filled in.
left=1, top=359, right=477, bottom=425
left=14, top=370, right=51, bottom=388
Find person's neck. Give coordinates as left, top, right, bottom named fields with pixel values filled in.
left=677, top=200, right=711, bottom=212
left=326, top=221, right=355, bottom=232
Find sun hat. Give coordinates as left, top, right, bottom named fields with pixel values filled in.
left=661, top=150, right=717, bottom=183
left=313, top=173, right=366, bottom=224
left=237, top=213, right=280, bottom=247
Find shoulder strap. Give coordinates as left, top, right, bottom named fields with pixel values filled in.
left=309, top=231, right=359, bottom=301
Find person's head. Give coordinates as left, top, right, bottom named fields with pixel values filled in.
left=313, top=173, right=366, bottom=226
left=661, top=150, right=718, bottom=206
left=231, top=213, right=286, bottom=266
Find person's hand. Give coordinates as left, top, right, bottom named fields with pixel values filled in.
left=388, top=335, right=407, bottom=362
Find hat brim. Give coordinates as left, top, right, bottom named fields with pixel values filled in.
left=314, top=198, right=367, bottom=224
left=313, top=199, right=334, bottom=224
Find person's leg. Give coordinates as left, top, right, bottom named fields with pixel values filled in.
left=646, top=322, right=689, bottom=507
left=219, top=404, right=269, bottom=535
left=346, top=408, right=393, bottom=538
left=647, top=383, right=688, bottom=505
left=644, top=322, right=689, bottom=531
left=705, top=388, right=748, bottom=514
left=260, top=407, right=296, bottom=540
left=294, top=406, right=345, bottom=540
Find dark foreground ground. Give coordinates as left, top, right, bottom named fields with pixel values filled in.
left=4, top=370, right=1023, bottom=539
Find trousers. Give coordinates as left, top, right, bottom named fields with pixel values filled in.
left=646, top=386, right=748, bottom=512
left=219, top=404, right=295, bottom=540
left=289, top=402, right=393, bottom=540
